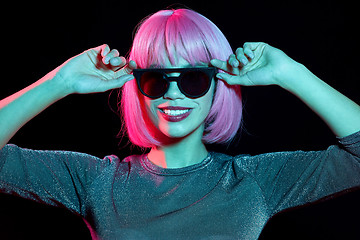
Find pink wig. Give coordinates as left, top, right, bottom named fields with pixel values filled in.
left=121, top=8, right=242, bottom=148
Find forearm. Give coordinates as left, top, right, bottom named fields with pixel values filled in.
left=0, top=71, right=69, bottom=149
left=280, top=63, right=360, bottom=138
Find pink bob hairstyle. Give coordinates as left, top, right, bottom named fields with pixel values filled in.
left=120, top=8, right=242, bottom=148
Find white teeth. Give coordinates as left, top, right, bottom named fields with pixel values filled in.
left=162, top=109, right=190, bottom=116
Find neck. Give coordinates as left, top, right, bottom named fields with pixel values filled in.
left=147, top=127, right=208, bottom=169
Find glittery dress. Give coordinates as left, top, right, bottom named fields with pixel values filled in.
left=1, top=131, right=360, bottom=239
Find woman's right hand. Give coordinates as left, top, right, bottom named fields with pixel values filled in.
left=54, top=44, right=137, bottom=94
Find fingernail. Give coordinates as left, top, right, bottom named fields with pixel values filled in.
left=248, top=52, right=254, bottom=59
left=125, top=75, right=134, bottom=81
left=104, top=56, right=110, bottom=64
left=241, top=58, right=248, bottom=66
left=216, top=73, right=223, bottom=79
left=102, top=48, right=109, bottom=57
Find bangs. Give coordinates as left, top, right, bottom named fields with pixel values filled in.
left=130, top=9, right=215, bottom=68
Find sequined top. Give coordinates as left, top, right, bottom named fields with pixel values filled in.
left=1, top=131, right=360, bottom=239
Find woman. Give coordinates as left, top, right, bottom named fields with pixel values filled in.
left=1, top=8, right=360, bottom=240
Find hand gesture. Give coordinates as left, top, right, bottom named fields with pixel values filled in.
left=210, top=42, right=298, bottom=87
left=54, top=44, right=137, bottom=94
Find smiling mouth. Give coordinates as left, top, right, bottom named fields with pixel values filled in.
left=160, top=109, right=191, bottom=116
left=158, top=107, right=193, bottom=122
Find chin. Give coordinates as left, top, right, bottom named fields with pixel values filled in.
left=159, top=122, right=205, bottom=142
left=159, top=125, right=189, bottom=138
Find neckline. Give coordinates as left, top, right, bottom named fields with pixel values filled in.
left=141, top=152, right=213, bottom=176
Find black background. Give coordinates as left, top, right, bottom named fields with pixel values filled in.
left=1, top=0, right=360, bottom=239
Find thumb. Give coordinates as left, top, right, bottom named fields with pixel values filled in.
left=210, top=59, right=226, bottom=69
left=217, top=72, right=255, bottom=86
left=95, top=74, right=135, bottom=92
left=114, top=60, right=137, bottom=79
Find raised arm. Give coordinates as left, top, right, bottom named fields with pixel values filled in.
left=0, top=44, right=136, bottom=150
left=211, top=42, right=360, bottom=138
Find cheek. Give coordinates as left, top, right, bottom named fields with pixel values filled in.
left=200, top=81, right=216, bottom=116
left=200, top=97, right=213, bottom=120
left=143, top=98, right=159, bottom=125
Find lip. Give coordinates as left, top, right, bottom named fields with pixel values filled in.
left=158, top=107, right=193, bottom=122
left=158, top=106, right=192, bottom=110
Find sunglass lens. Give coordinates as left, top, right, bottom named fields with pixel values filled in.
left=181, top=71, right=210, bottom=97
left=140, top=72, right=168, bottom=98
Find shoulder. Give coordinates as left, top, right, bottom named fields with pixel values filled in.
left=209, top=150, right=318, bottom=175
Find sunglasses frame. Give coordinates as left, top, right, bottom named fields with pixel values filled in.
left=133, top=67, right=218, bottom=99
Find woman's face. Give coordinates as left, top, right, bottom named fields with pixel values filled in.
left=143, top=56, right=215, bottom=141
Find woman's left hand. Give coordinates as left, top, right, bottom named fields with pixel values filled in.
left=210, top=42, right=299, bottom=87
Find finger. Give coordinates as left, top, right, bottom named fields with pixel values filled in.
left=84, top=44, right=107, bottom=59
left=128, top=60, right=137, bottom=70
left=216, top=72, right=241, bottom=85
left=210, top=58, right=238, bottom=74
left=235, top=48, right=249, bottom=66
left=217, top=72, right=255, bottom=86
left=110, top=56, right=126, bottom=67
left=109, top=49, right=120, bottom=58
left=228, top=54, right=240, bottom=68
left=244, top=42, right=269, bottom=58
left=243, top=42, right=255, bottom=59
left=101, top=44, right=110, bottom=57
left=97, top=74, right=135, bottom=92
left=210, top=59, right=227, bottom=70
left=114, top=60, right=137, bottom=79
left=103, top=49, right=120, bottom=64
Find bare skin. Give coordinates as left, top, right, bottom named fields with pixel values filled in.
left=1, top=42, right=359, bottom=169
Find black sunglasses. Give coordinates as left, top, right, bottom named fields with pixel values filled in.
left=133, top=67, right=217, bottom=99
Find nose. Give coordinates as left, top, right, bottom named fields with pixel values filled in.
left=163, top=81, right=185, bottom=100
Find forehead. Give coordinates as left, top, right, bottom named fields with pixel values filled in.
left=149, top=53, right=208, bottom=69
